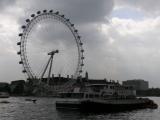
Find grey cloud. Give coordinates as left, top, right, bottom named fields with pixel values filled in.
left=5, top=0, right=160, bottom=87
left=17, top=0, right=114, bottom=53
left=13, top=0, right=160, bottom=87
left=0, top=0, right=16, bottom=10
left=103, top=20, right=160, bottom=87
left=20, top=0, right=113, bottom=24
left=14, top=0, right=114, bottom=78
left=30, top=21, right=77, bottom=47
left=115, top=0, right=160, bottom=16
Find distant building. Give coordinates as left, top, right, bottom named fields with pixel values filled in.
left=41, top=74, right=70, bottom=86
left=81, top=77, right=136, bottom=98
left=0, top=82, right=10, bottom=92
left=122, top=79, right=149, bottom=90
left=10, top=80, right=25, bottom=95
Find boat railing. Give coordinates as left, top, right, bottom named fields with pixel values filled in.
left=84, top=97, right=151, bottom=104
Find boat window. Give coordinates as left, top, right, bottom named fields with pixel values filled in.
left=85, top=94, right=88, bottom=98
left=110, top=86, right=114, bottom=89
left=60, top=93, right=84, bottom=98
left=95, top=94, right=99, bottom=98
left=89, top=94, right=94, bottom=98
left=71, top=93, right=84, bottom=98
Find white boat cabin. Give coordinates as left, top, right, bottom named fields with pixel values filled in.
left=59, top=81, right=136, bottom=99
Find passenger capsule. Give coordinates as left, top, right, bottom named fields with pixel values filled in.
left=19, top=61, right=23, bottom=64
left=81, top=57, right=84, bottom=59
left=74, top=29, right=78, bottom=32
left=17, top=51, right=21, bottom=55
left=43, top=10, right=47, bottom=13
left=81, top=49, right=84, bottom=52
left=49, top=10, right=53, bottom=13
left=77, top=36, right=81, bottom=39
left=56, top=50, right=59, bottom=53
left=37, top=11, right=41, bottom=14
left=26, top=19, right=30, bottom=22
left=81, top=64, right=84, bottom=66
left=55, top=11, right=59, bottom=15
left=31, top=14, right=35, bottom=17
left=17, top=42, right=21, bottom=45
left=19, top=33, right=23, bottom=36
left=22, top=70, right=26, bottom=73
left=61, top=15, right=64, bottom=17
left=71, top=24, right=74, bottom=27
left=21, top=25, right=26, bottom=29
left=66, top=19, right=70, bottom=21
left=80, top=42, right=83, bottom=45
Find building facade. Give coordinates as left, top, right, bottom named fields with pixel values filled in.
left=122, top=79, right=149, bottom=90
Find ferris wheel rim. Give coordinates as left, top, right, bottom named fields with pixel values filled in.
left=17, top=10, right=84, bottom=80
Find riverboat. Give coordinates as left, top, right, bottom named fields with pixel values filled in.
left=56, top=80, right=158, bottom=112
left=0, top=92, right=9, bottom=98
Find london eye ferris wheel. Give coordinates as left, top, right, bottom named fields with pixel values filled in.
left=17, top=10, right=84, bottom=81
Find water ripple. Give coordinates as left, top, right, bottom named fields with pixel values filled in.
left=0, top=97, right=159, bottom=120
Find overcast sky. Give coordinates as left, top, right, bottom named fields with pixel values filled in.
left=1, top=0, right=160, bottom=87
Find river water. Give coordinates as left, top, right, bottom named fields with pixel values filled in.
left=0, top=97, right=160, bottom=120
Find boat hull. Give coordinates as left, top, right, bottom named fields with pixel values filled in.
left=56, top=98, right=158, bottom=112
left=0, top=92, right=9, bottom=98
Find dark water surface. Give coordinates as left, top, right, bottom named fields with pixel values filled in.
left=0, top=97, right=160, bottom=120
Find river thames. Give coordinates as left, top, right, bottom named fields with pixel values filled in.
left=0, top=97, right=160, bottom=120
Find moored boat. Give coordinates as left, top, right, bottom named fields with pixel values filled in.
left=56, top=95, right=158, bottom=112
left=56, top=80, right=158, bottom=112
left=0, top=92, right=9, bottom=98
